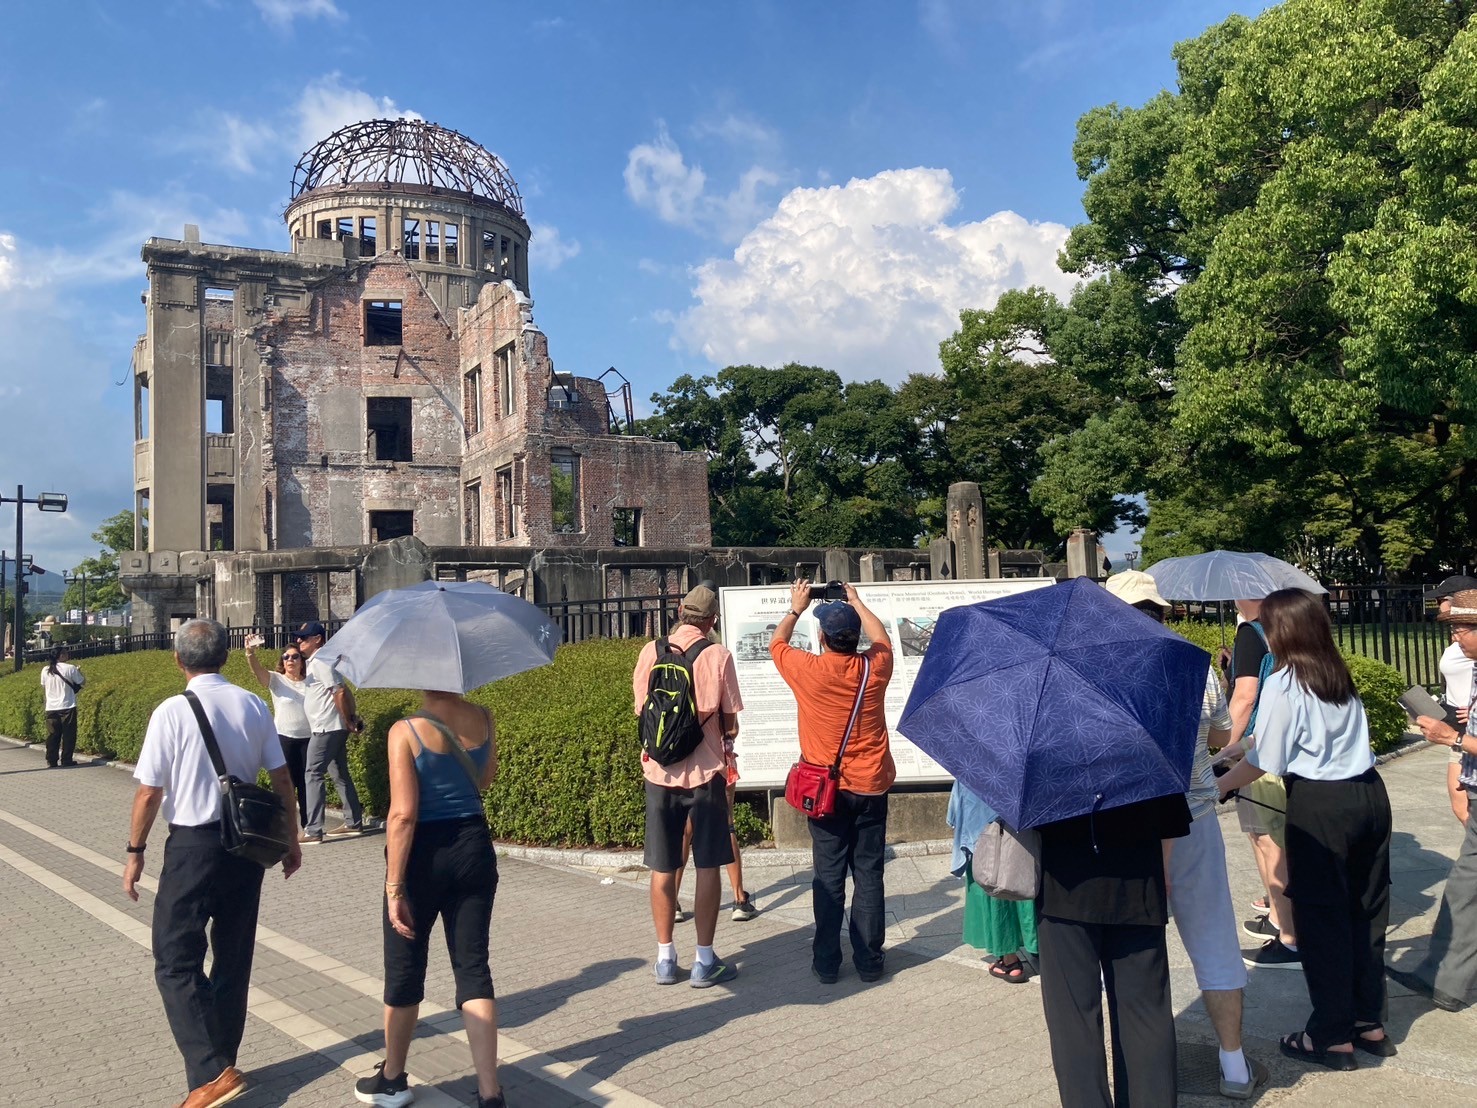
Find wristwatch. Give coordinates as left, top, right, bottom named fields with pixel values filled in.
left=125, top=843, right=146, bottom=854
left=789, top=609, right=804, bottom=619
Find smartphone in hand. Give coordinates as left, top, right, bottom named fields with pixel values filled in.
left=245, top=633, right=266, bottom=649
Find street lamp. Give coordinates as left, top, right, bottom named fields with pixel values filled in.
left=1125, top=550, right=1140, bottom=571
left=1, top=486, right=68, bottom=671
left=63, top=570, right=90, bottom=636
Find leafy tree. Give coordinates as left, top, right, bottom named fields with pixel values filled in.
left=63, top=510, right=139, bottom=612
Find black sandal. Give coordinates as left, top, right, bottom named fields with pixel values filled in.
left=1280, top=1032, right=1357, bottom=1071
left=988, top=957, right=1032, bottom=984
left=1354, top=1021, right=1397, bottom=1058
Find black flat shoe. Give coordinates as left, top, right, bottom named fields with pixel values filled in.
left=1354, top=1022, right=1397, bottom=1057
left=1280, top=1032, right=1357, bottom=1071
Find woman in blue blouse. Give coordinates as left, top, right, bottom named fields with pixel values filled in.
left=1217, top=588, right=1392, bottom=1070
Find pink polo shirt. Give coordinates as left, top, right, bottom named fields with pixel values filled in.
left=632, top=625, right=743, bottom=789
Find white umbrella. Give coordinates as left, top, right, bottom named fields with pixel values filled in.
left=319, top=580, right=562, bottom=692
left=1145, top=550, right=1327, bottom=601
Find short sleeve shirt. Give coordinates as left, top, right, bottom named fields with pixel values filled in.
left=632, top=625, right=743, bottom=789
left=1188, top=665, right=1233, bottom=820
left=40, top=662, right=84, bottom=711
left=267, top=672, right=312, bottom=739
left=770, top=638, right=896, bottom=795
left=302, top=654, right=345, bottom=733
left=134, top=673, right=285, bottom=826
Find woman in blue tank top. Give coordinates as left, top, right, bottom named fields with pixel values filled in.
left=354, top=691, right=502, bottom=1108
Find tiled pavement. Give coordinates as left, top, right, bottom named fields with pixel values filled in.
left=1, top=736, right=1476, bottom=1106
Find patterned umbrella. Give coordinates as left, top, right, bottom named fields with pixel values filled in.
left=897, top=577, right=1210, bottom=829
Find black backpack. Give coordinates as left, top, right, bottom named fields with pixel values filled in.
left=639, top=637, right=715, bottom=765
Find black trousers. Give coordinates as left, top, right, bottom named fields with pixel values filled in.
left=807, top=791, right=888, bottom=976
left=1037, top=915, right=1176, bottom=1108
left=152, top=823, right=265, bottom=1091
left=279, top=736, right=309, bottom=824
left=44, top=708, right=77, bottom=766
left=1284, top=768, right=1391, bottom=1049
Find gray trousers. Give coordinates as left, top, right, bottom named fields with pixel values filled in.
left=1419, top=788, right=1477, bottom=1002
left=304, top=729, right=362, bottom=835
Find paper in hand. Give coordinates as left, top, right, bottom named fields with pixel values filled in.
left=1398, top=685, right=1445, bottom=722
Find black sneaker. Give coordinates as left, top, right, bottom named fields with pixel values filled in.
left=478, top=1095, right=506, bottom=1108
left=354, top=1061, right=412, bottom=1107
left=1242, top=915, right=1278, bottom=938
left=731, top=894, right=759, bottom=922
left=1244, top=938, right=1301, bottom=970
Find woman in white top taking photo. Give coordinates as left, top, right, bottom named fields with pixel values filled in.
left=245, top=635, right=312, bottom=824
left=1217, top=588, right=1392, bottom=1071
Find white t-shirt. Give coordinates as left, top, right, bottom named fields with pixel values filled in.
left=266, top=672, right=312, bottom=739
left=302, top=654, right=345, bottom=733
left=40, top=662, right=84, bottom=711
left=1442, top=641, right=1473, bottom=709
left=1188, top=664, right=1233, bottom=821
left=134, top=673, right=284, bottom=827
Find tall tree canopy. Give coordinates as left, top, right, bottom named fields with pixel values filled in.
left=64, top=509, right=140, bottom=613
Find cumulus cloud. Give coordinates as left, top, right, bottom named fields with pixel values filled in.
left=529, top=222, right=581, bottom=270
left=673, top=167, right=1077, bottom=381
left=254, top=0, right=344, bottom=29
left=293, top=74, right=419, bottom=153
left=624, top=124, right=780, bottom=242
left=0, top=233, right=16, bottom=291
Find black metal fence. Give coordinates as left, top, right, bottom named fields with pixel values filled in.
left=1326, top=584, right=1450, bottom=691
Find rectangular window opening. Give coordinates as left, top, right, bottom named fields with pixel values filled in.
left=497, top=344, right=517, bottom=416
left=364, top=299, right=403, bottom=346
left=444, top=222, right=459, bottom=265
left=206, top=485, right=235, bottom=551
left=336, top=216, right=354, bottom=240
left=136, top=376, right=150, bottom=440
left=496, top=465, right=519, bottom=540
left=613, top=507, right=642, bottom=547
left=465, top=483, right=482, bottom=544
left=369, top=510, right=414, bottom=543
left=402, top=219, right=420, bottom=260
left=359, top=216, right=377, bottom=256
left=135, top=490, right=151, bottom=549
left=366, top=396, right=413, bottom=461
left=482, top=230, right=497, bottom=272
left=425, top=221, right=440, bottom=264
left=463, top=365, right=482, bottom=436
left=550, top=452, right=580, bottom=534
left=317, top=219, right=333, bottom=239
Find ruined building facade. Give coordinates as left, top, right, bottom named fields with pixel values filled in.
left=123, top=120, right=713, bottom=632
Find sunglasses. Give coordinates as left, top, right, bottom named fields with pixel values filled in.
left=281, top=653, right=303, bottom=661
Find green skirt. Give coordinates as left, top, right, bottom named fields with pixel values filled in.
left=962, top=869, right=1038, bottom=957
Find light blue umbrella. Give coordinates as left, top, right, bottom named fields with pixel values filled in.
left=1145, top=550, right=1326, bottom=601
left=319, top=580, right=561, bottom=692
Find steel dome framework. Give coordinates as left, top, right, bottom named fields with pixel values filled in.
left=290, top=119, right=524, bottom=215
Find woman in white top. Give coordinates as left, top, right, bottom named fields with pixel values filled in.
left=1217, top=588, right=1392, bottom=1071
left=245, top=638, right=312, bottom=824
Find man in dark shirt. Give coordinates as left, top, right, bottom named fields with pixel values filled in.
left=1036, top=792, right=1192, bottom=1107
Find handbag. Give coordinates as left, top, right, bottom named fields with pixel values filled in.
left=970, top=818, right=1042, bottom=901
left=183, top=691, right=294, bottom=869
left=784, top=656, right=871, bottom=819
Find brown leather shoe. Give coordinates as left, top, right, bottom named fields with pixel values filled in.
left=178, top=1067, right=246, bottom=1108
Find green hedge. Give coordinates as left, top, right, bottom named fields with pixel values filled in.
left=1166, top=619, right=1408, bottom=754
left=0, top=641, right=771, bottom=848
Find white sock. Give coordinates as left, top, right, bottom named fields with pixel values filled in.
left=658, top=942, right=676, bottom=962
left=695, top=944, right=715, bottom=967
left=1219, top=1047, right=1250, bottom=1084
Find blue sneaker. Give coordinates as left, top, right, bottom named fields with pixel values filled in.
left=654, top=957, right=680, bottom=985
left=690, top=955, right=737, bottom=988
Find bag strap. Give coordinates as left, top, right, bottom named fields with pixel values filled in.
left=407, top=712, right=482, bottom=787
left=830, top=656, right=871, bottom=775
left=183, top=690, right=229, bottom=782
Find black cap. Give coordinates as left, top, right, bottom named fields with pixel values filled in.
left=1425, top=576, right=1477, bottom=601
left=296, top=620, right=327, bottom=639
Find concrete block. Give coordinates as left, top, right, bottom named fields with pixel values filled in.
left=771, top=789, right=951, bottom=848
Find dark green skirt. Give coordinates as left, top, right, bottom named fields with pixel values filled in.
left=962, top=868, right=1038, bottom=957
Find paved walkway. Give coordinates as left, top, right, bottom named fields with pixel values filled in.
left=0, top=735, right=1473, bottom=1106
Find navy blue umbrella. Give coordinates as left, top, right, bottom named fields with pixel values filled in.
left=897, top=577, right=1211, bottom=829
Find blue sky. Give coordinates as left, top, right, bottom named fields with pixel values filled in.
left=0, top=0, right=1271, bottom=573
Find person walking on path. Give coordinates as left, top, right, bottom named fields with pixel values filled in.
left=1106, top=570, right=1260, bottom=1098
left=244, top=635, right=311, bottom=825
left=122, top=619, right=302, bottom=1107
left=770, top=580, right=895, bottom=985
left=946, top=780, right=1037, bottom=983
left=297, top=620, right=368, bottom=843
left=1218, top=588, right=1393, bottom=1070
left=1395, top=588, right=1477, bottom=1012
left=40, top=645, right=84, bottom=767
left=632, top=585, right=743, bottom=988
left=355, top=691, right=504, bottom=1108
left=1428, top=577, right=1477, bottom=826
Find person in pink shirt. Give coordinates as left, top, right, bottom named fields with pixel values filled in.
left=632, top=585, right=744, bottom=988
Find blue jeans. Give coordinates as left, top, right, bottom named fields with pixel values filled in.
left=807, top=790, right=888, bottom=975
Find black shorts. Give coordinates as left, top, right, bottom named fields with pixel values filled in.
left=644, top=774, right=734, bottom=873
left=382, top=816, right=498, bottom=1009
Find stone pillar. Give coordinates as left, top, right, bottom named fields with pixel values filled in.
left=946, top=482, right=986, bottom=580
left=987, top=548, right=1002, bottom=578
left=1066, top=528, right=1101, bottom=579
left=929, top=536, right=953, bottom=580
left=859, top=553, right=886, bottom=583
left=822, top=549, right=851, bottom=584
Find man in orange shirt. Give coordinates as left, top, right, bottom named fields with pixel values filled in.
left=632, top=585, right=743, bottom=988
left=770, top=579, right=895, bottom=984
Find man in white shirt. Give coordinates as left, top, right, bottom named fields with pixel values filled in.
left=122, top=619, right=301, bottom=1108
left=39, top=646, right=85, bottom=767
left=1429, top=577, right=1477, bottom=825
left=296, top=620, right=367, bottom=843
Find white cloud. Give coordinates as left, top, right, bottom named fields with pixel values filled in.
left=624, top=125, right=780, bottom=242
left=529, top=222, right=581, bottom=270
left=673, top=167, right=1077, bottom=381
left=293, top=74, right=419, bottom=154
left=0, top=233, right=16, bottom=291
left=254, top=0, right=344, bottom=29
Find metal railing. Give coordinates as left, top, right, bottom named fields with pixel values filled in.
left=1326, top=584, right=1450, bottom=691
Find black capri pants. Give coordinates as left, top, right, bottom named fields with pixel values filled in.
left=383, top=816, right=499, bottom=1009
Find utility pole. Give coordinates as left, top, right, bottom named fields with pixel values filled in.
left=1, top=486, right=68, bottom=671
left=64, top=570, right=89, bottom=636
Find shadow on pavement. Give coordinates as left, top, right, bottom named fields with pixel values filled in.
left=499, top=957, right=646, bottom=1029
